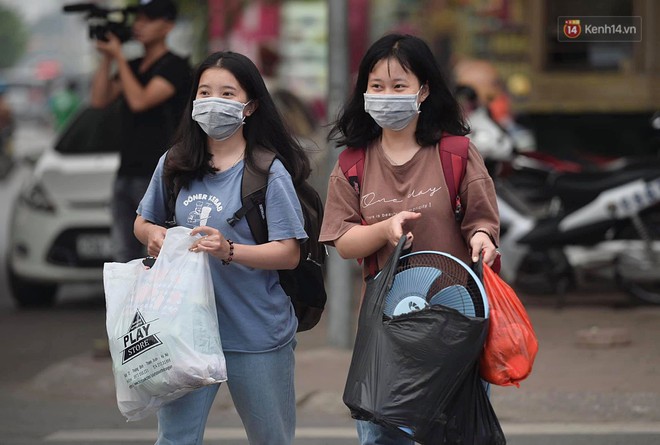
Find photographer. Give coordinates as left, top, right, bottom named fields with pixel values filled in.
left=90, top=0, right=191, bottom=262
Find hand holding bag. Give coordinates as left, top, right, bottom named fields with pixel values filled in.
left=479, top=262, right=538, bottom=387
left=103, top=226, right=227, bottom=421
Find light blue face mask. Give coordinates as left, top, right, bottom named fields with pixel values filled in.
left=363, top=88, right=422, bottom=131
left=192, top=97, right=249, bottom=141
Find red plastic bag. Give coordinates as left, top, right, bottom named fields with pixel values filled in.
left=480, top=262, right=538, bottom=387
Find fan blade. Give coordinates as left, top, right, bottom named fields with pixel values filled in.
left=392, top=296, right=429, bottom=316
left=429, top=285, right=475, bottom=317
left=383, top=267, right=442, bottom=317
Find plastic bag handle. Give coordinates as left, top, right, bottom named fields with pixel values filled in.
left=381, top=235, right=410, bottom=291
left=471, top=250, right=484, bottom=282
left=360, top=236, right=409, bottom=316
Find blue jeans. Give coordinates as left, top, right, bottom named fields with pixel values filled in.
left=111, top=176, right=151, bottom=262
left=156, top=340, right=296, bottom=445
left=357, top=420, right=415, bottom=445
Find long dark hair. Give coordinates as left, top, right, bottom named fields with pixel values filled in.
left=164, top=51, right=311, bottom=189
left=329, top=34, right=469, bottom=148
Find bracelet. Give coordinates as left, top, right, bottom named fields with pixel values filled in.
left=473, top=229, right=496, bottom=246
left=221, top=239, right=234, bottom=265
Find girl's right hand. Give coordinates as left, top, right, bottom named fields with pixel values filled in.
left=146, top=225, right=167, bottom=257
left=385, top=211, right=422, bottom=248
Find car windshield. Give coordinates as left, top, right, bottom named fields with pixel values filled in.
left=55, top=100, right=122, bottom=154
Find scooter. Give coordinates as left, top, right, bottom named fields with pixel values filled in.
left=495, top=156, right=660, bottom=305
left=457, top=85, right=660, bottom=304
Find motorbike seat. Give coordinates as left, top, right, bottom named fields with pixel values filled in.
left=549, top=168, right=660, bottom=212
left=518, top=215, right=615, bottom=247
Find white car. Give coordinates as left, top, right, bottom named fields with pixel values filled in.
left=7, top=103, right=120, bottom=307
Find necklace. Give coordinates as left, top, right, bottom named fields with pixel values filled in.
left=211, top=149, right=245, bottom=171
left=381, top=148, right=400, bottom=166
left=381, top=143, right=420, bottom=166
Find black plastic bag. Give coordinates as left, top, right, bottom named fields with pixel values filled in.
left=343, top=237, right=506, bottom=445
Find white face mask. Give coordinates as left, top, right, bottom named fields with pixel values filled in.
left=363, top=88, right=422, bottom=131
left=192, top=97, right=249, bottom=141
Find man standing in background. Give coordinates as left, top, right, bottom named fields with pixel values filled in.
left=90, top=0, right=191, bottom=262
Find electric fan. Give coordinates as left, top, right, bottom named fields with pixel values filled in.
left=382, top=250, right=490, bottom=439
left=383, top=251, right=488, bottom=319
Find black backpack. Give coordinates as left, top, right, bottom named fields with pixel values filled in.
left=166, top=149, right=327, bottom=332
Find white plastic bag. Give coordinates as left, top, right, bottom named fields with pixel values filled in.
left=103, top=226, right=227, bottom=421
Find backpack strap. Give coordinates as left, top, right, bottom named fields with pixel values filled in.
left=439, top=133, right=470, bottom=221
left=338, top=146, right=377, bottom=275
left=338, top=146, right=366, bottom=198
left=226, top=148, right=275, bottom=245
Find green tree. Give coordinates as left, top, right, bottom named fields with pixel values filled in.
left=0, top=4, right=28, bottom=69
left=177, top=0, right=210, bottom=64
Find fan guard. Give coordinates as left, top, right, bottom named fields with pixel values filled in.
left=383, top=251, right=488, bottom=318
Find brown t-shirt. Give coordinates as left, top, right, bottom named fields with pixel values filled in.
left=320, top=140, right=499, bottom=275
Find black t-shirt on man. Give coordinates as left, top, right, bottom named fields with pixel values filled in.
left=118, top=51, right=191, bottom=178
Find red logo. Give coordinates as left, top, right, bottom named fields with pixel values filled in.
left=563, top=19, right=582, bottom=39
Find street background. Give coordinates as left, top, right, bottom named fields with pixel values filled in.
left=1, top=0, right=659, bottom=443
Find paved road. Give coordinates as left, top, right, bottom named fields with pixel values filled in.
left=2, top=296, right=660, bottom=445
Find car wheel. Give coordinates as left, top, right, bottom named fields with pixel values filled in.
left=7, top=264, right=58, bottom=308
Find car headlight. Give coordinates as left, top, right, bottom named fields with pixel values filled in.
left=20, top=181, right=56, bottom=212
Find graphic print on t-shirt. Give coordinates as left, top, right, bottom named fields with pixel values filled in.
left=182, top=193, right=224, bottom=226
left=361, top=185, right=443, bottom=222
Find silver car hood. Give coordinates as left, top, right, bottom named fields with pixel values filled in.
left=32, top=149, right=119, bottom=208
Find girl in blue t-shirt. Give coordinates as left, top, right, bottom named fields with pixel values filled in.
left=134, top=51, right=310, bottom=445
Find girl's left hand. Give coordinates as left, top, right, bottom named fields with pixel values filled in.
left=470, top=231, right=499, bottom=266
left=189, top=226, right=232, bottom=260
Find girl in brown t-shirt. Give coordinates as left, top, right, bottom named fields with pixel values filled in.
left=319, top=34, right=500, bottom=445
left=320, top=34, right=499, bottom=275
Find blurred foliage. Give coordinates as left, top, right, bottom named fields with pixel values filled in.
left=179, top=0, right=210, bottom=65
left=0, top=4, right=29, bottom=69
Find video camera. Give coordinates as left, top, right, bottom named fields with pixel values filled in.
left=63, top=2, right=134, bottom=42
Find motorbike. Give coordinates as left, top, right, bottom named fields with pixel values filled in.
left=495, top=151, right=660, bottom=306
left=457, top=84, right=660, bottom=305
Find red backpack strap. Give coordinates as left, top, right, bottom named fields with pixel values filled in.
left=338, top=146, right=366, bottom=197
left=338, top=147, right=378, bottom=276
left=439, top=133, right=470, bottom=221
left=338, top=146, right=368, bottom=227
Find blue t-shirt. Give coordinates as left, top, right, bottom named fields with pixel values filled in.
left=137, top=154, right=307, bottom=352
